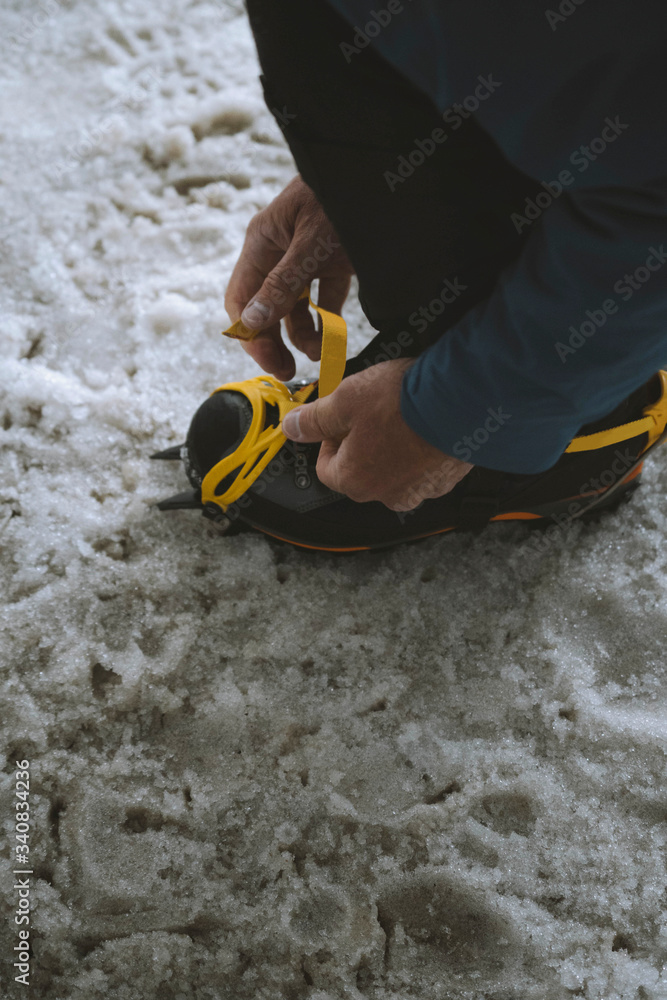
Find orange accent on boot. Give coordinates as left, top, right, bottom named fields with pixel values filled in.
left=490, top=512, right=543, bottom=521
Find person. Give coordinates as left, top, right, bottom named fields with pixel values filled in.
left=156, top=0, right=667, bottom=551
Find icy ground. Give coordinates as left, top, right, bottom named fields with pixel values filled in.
left=1, top=1, right=667, bottom=998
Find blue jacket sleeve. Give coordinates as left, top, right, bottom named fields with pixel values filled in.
left=327, top=0, right=667, bottom=472
left=401, top=179, right=667, bottom=472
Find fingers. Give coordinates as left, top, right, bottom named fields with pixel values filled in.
left=382, top=460, right=473, bottom=511
left=240, top=297, right=319, bottom=377
left=224, top=212, right=307, bottom=334
left=282, top=272, right=352, bottom=361
left=240, top=324, right=296, bottom=382
left=238, top=241, right=314, bottom=334
left=224, top=216, right=301, bottom=378
left=224, top=178, right=352, bottom=379
left=281, top=393, right=349, bottom=445
left=224, top=224, right=316, bottom=378
left=284, top=296, right=320, bottom=361
left=317, top=272, right=352, bottom=316
left=314, top=438, right=345, bottom=494
left=384, top=495, right=424, bottom=512
left=224, top=226, right=280, bottom=324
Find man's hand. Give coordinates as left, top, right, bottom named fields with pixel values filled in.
left=281, top=359, right=473, bottom=510
left=225, top=176, right=354, bottom=381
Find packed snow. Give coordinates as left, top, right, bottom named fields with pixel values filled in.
left=1, top=2, right=667, bottom=998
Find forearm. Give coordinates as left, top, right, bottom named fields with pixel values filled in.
left=402, top=180, right=667, bottom=473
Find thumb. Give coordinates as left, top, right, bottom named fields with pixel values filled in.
left=282, top=396, right=347, bottom=443
left=240, top=250, right=309, bottom=332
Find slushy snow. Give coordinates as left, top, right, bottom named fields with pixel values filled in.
left=1, top=2, right=667, bottom=999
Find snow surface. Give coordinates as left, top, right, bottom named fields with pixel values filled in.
left=1, top=2, right=667, bottom=998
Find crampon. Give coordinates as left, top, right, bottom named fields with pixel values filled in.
left=154, top=290, right=667, bottom=552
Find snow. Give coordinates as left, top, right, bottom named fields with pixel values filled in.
left=1, top=2, right=667, bottom=998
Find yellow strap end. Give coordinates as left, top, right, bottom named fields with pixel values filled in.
left=221, top=317, right=260, bottom=342
left=221, top=286, right=348, bottom=397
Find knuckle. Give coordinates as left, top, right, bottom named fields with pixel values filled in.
left=256, top=209, right=285, bottom=246
left=389, top=485, right=421, bottom=509
left=316, top=464, right=338, bottom=492
left=339, top=471, right=373, bottom=504
left=320, top=406, right=342, bottom=440
left=262, top=270, right=290, bottom=301
left=224, top=286, right=242, bottom=311
left=245, top=212, right=263, bottom=237
left=328, top=383, right=353, bottom=414
left=354, top=486, right=378, bottom=504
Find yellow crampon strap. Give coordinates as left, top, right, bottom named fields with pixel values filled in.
left=200, top=375, right=314, bottom=509
left=221, top=287, right=346, bottom=397
left=213, top=282, right=667, bottom=509
left=565, top=370, right=667, bottom=453
left=203, top=288, right=347, bottom=510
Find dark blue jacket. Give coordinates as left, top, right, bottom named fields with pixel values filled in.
left=328, top=0, right=667, bottom=471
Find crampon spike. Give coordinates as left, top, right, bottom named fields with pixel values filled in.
left=157, top=489, right=202, bottom=512
left=150, top=445, right=184, bottom=461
